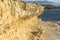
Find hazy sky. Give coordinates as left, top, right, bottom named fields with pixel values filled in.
left=47, top=0, right=60, bottom=3
left=22, top=0, right=44, bottom=1
left=22, top=0, right=60, bottom=3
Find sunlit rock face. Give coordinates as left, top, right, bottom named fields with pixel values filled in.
left=0, top=0, right=44, bottom=40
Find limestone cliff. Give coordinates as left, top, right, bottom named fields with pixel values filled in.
left=0, top=0, right=44, bottom=40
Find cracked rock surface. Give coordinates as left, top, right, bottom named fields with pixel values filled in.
left=0, top=0, right=60, bottom=40
left=0, top=0, right=44, bottom=40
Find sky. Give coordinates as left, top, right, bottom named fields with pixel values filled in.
left=22, top=0, right=60, bottom=3
left=47, top=0, right=60, bottom=3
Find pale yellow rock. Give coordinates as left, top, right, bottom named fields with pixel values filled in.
left=39, top=21, right=60, bottom=40
left=0, top=0, right=44, bottom=40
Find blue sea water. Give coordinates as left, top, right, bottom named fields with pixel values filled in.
left=39, top=9, right=60, bottom=21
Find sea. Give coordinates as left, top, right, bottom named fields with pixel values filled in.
left=39, top=9, right=60, bottom=21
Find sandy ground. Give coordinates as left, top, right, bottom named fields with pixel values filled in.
left=40, top=21, right=60, bottom=40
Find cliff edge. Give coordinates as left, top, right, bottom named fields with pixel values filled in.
left=0, top=0, right=44, bottom=40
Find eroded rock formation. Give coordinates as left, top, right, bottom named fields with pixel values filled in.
left=0, top=0, right=44, bottom=40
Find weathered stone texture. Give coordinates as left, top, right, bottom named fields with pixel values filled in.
left=0, top=0, right=44, bottom=40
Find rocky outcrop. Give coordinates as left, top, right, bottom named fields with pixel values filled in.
left=40, top=21, right=60, bottom=40
left=0, top=0, right=44, bottom=40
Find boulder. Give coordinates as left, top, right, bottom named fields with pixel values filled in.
left=0, top=0, right=44, bottom=40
